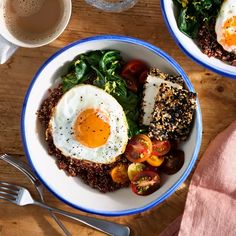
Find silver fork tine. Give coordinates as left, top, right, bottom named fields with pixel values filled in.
left=0, top=182, right=20, bottom=203
left=0, top=183, right=19, bottom=200
left=0, top=190, right=17, bottom=200
left=0, top=195, right=16, bottom=204
left=0, top=188, right=17, bottom=199
left=0, top=185, right=18, bottom=194
left=0, top=181, right=20, bottom=190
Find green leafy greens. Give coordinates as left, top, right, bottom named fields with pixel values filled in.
left=173, top=0, right=223, bottom=38
left=62, top=50, right=146, bottom=138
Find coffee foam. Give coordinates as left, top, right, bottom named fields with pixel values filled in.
left=3, top=0, right=65, bottom=45
left=10, top=0, right=46, bottom=17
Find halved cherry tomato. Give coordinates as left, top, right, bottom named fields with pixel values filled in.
left=131, top=170, right=161, bottom=196
left=170, top=141, right=178, bottom=150
left=124, top=76, right=139, bottom=93
left=125, top=134, right=152, bottom=163
left=146, top=155, right=164, bottom=167
left=121, top=60, right=148, bottom=78
left=145, top=163, right=159, bottom=173
left=127, top=163, right=146, bottom=181
left=139, top=69, right=149, bottom=84
left=110, top=164, right=129, bottom=184
left=121, top=60, right=148, bottom=92
left=152, top=140, right=171, bottom=156
left=160, top=150, right=185, bottom=175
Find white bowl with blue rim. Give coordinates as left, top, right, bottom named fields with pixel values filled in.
left=21, top=35, right=202, bottom=216
left=160, top=0, right=236, bottom=79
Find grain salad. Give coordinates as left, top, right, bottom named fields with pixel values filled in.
left=37, top=50, right=196, bottom=195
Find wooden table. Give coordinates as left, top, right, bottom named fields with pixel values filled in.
left=0, top=1, right=236, bottom=235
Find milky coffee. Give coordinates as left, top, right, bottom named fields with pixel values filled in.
left=3, top=0, right=64, bottom=44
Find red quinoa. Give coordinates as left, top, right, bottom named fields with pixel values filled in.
left=197, top=20, right=236, bottom=66
left=37, top=85, right=63, bottom=128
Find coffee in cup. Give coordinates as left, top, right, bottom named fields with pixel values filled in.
left=3, top=0, right=65, bottom=44
left=0, top=0, right=71, bottom=64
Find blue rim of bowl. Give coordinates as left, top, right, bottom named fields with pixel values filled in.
left=21, top=35, right=202, bottom=216
left=160, top=0, right=236, bottom=79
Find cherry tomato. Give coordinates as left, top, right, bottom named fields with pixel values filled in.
left=170, top=141, right=178, bottom=150
left=131, top=170, right=161, bottom=196
left=146, top=155, right=164, bottom=167
left=121, top=60, right=148, bottom=92
left=145, top=163, right=159, bottom=173
left=122, top=60, right=148, bottom=78
left=110, top=164, right=129, bottom=184
left=128, top=163, right=146, bottom=181
left=125, top=134, right=152, bottom=163
left=160, top=150, right=185, bottom=175
left=152, top=140, right=171, bottom=156
left=124, top=76, right=138, bottom=93
left=139, top=69, right=148, bottom=84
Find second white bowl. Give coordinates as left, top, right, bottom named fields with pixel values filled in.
left=161, top=0, right=236, bottom=79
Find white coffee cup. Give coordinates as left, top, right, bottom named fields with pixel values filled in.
left=0, top=0, right=72, bottom=64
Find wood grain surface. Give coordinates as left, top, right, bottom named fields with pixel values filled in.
left=0, top=1, right=236, bottom=235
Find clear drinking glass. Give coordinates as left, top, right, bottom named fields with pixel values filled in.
left=85, top=0, right=138, bottom=12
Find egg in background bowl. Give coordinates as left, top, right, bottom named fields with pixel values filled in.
left=21, top=35, right=202, bottom=216
left=215, top=0, right=236, bottom=54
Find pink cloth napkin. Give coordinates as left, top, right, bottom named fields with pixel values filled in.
left=160, top=121, right=236, bottom=236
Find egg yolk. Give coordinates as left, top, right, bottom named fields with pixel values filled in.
left=221, top=16, right=236, bottom=47
left=74, top=109, right=110, bottom=148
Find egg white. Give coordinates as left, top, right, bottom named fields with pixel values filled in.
left=48, top=84, right=128, bottom=164
left=215, top=0, right=236, bottom=53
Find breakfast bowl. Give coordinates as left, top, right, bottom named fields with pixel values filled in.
left=21, top=35, right=202, bottom=216
left=161, top=0, right=236, bottom=79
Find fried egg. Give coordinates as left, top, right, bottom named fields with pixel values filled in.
left=47, top=84, right=128, bottom=164
left=215, top=0, right=236, bottom=54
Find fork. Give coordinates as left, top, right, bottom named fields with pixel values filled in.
left=0, top=154, right=71, bottom=236
left=0, top=181, right=130, bottom=236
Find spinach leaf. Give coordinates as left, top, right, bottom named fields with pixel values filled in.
left=174, top=0, right=188, bottom=8
left=105, top=78, right=127, bottom=97
left=62, top=51, right=105, bottom=92
left=99, top=50, right=122, bottom=75
left=117, top=91, right=138, bottom=113
left=75, top=60, right=88, bottom=81
left=115, top=91, right=141, bottom=137
left=91, top=65, right=106, bottom=88
left=92, top=51, right=127, bottom=99
left=82, top=50, right=104, bottom=67
left=62, top=72, right=77, bottom=92
left=126, top=118, right=149, bottom=137
left=174, top=0, right=223, bottom=38
left=62, top=60, right=88, bottom=93
left=178, top=8, right=198, bottom=38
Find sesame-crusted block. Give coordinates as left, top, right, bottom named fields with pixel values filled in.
left=148, top=83, right=196, bottom=141
left=140, top=68, right=184, bottom=126
left=149, top=68, right=185, bottom=87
